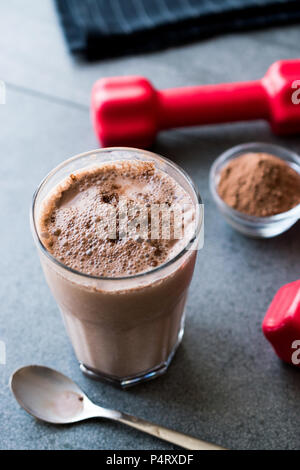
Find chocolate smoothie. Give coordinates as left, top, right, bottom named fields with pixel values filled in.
left=32, top=149, right=201, bottom=386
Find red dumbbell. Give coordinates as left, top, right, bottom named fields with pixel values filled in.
left=263, top=280, right=300, bottom=367
left=91, top=59, right=300, bottom=148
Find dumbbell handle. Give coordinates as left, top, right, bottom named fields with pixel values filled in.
left=157, top=80, right=268, bottom=129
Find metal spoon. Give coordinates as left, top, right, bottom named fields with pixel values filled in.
left=10, top=365, right=225, bottom=450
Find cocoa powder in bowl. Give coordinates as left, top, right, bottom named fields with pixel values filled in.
left=217, top=152, right=300, bottom=217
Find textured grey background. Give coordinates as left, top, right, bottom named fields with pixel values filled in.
left=0, top=0, right=299, bottom=450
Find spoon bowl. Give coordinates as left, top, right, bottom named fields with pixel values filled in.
left=10, top=365, right=96, bottom=424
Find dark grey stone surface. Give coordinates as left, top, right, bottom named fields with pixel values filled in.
left=0, top=0, right=299, bottom=450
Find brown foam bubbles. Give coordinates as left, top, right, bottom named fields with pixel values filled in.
left=38, top=161, right=195, bottom=277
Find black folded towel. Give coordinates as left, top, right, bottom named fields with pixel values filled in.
left=54, top=0, right=300, bottom=60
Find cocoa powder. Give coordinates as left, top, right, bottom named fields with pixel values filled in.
left=218, top=152, right=300, bottom=217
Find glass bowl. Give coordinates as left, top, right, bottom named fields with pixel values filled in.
left=209, top=142, right=300, bottom=238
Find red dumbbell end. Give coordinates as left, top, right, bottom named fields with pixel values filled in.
left=262, top=280, right=300, bottom=366
left=91, top=76, right=158, bottom=148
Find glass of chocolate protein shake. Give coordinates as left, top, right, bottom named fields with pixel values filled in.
left=31, top=148, right=203, bottom=387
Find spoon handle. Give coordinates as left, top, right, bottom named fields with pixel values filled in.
left=115, top=412, right=226, bottom=450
